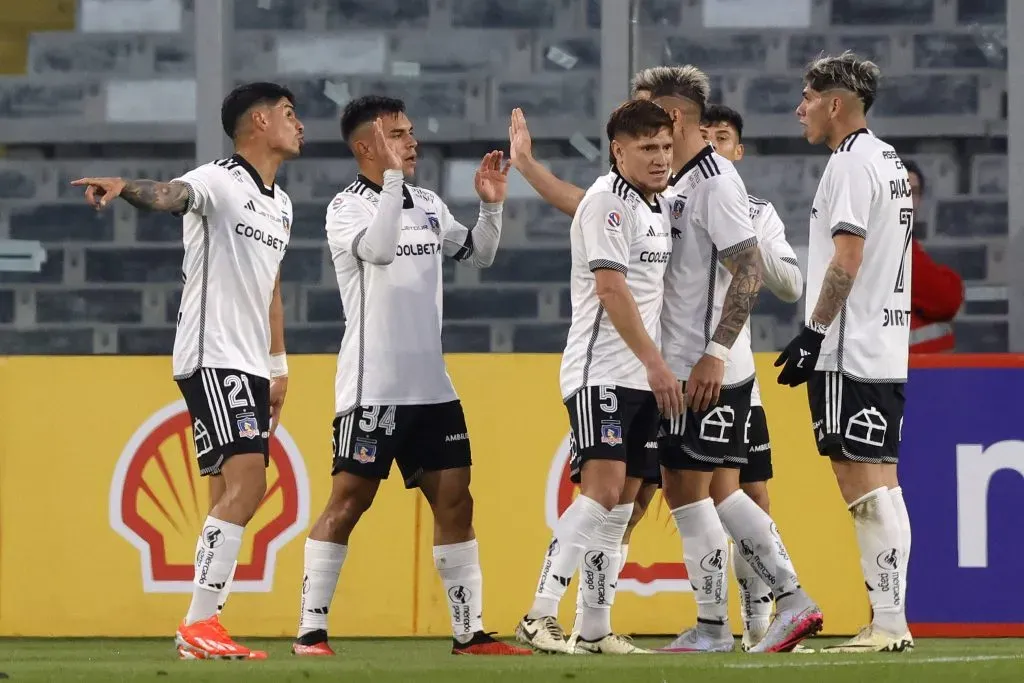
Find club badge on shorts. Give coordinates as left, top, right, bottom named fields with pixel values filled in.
left=353, top=438, right=377, bottom=463
left=237, top=414, right=259, bottom=439
left=600, top=420, right=623, bottom=446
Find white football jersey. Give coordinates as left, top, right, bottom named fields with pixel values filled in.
left=662, top=146, right=758, bottom=383
left=560, top=169, right=673, bottom=400
left=327, top=173, right=496, bottom=414
left=806, top=128, right=912, bottom=381
left=730, top=195, right=800, bottom=407
left=172, top=155, right=292, bottom=380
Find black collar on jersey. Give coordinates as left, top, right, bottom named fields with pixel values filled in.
left=356, top=173, right=415, bottom=209
left=834, top=127, right=870, bottom=153
left=610, top=166, right=661, bottom=212
left=231, top=153, right=276, bottom=198
left=674, top=144, right=715, bottom=183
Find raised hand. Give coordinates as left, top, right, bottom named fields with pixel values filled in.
left=372, top=117, right=405, bottom=173
left=508, top=108, right=534, bottom=170
left=474, top=151, right=511, bottom=203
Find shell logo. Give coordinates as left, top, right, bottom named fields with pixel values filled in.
left=545, top=431, right=691, bottom=596
left=109, top=400, right=310, bottom=593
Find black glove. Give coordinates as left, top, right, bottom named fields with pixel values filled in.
left=775, top=325, right=826, bottom=387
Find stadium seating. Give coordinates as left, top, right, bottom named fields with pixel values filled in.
left=0, top=0, right=1009, bottom=354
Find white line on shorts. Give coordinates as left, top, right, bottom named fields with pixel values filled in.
left=723, top=654, right=1024, bottom=669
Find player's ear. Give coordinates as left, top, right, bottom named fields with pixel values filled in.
left=735, top=142, right=745, bottom=161
left=611, top=139, right=623, bottom=167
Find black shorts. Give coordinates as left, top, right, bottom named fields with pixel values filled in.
left=740, top=405, right=773, bottom=484
left=176, top=367, right=271, bottom=476
left=807, top=371, right=905, bottom=464
left=567, top=385, right=660, bottom=484
left=659, top=378, right=753, bottom=472
left=331, top=400, right=472, bottom=488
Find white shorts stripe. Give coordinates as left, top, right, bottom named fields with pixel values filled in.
left=210, top=369, right=235, bottom=445
left=336, top=412, right=354, bottom=460
left=200, top=368, right=231, bottom=446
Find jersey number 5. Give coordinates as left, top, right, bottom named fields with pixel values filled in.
left=894, top=207, right=914, bottom=294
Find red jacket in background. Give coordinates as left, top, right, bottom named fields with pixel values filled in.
left=910, top=239, right=964, bottom=353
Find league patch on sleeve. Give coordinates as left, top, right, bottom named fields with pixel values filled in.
left=606, top=211, right=622, bottom=229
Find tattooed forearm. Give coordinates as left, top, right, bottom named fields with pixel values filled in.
left=810, top=260, right=856, bottom=327
left=121, top=180, right=190, bottom=213
left=712, top=244, right=763, bottom=349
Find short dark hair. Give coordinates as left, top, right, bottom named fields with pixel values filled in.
left=701, top=104, right=744, bottom=141
left=221, top=81, right=295, bottom=139
left=340, top=95, right=406, bottom=142
left=804, top=51, right=881, bottom=114
left=607, top=99, right=674, bottom=150
left=903, top=158, right=924, bottom=194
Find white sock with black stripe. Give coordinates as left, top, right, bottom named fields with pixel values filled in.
left=529, top=495, right=609, bottom=619
left=185, top=517, right=243, bottom=625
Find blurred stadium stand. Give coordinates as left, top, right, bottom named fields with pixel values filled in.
left=0, top=0, right=1009, bottom=354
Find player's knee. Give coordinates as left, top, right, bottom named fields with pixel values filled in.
left=222, top=476, right=266, bottom=525
left=742, top=482, right=770, bottom=513
left=433, top=488, right=474, bottom=533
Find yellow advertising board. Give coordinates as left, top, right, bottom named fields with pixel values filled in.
left=0, top=354, right=867, bottom=637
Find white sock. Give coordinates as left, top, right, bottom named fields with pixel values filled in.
left=434, top=539, right=485, bottom=642
left=730, top=541, right=773, bottom=639
left=716, top=490, right=801, bottom=600
left=849, top=487, right=908, bottom=634
left=217, top=561, right=237, bottom=615
left=579, top=504, right=632, bottom=641
left=574, top=542, right=628, bottom=634
left=529, top=495, right=609, bottom=619
left=889, top=486, right=912, bottom=614
left=672, top=498, right=729, bottom=625
left=297, top=539, right=347, bottom=637
left=185, top=517, right=243, bottom=625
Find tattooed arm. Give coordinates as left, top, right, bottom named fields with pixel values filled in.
left=70, top=176, right=191, bottom=214
left=120, top=180, right=191, bottom=213
left=808, top=233, right=864, bottom=328
left=712, top=243, right=764, bottom=349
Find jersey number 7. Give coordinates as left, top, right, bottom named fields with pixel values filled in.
left=893, top=207, right=914, bottom=294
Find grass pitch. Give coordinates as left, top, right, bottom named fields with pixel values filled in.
left=1, top=636, right=1022, bottom=682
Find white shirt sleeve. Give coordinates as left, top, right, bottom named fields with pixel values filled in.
left=577, top=192, right=634, bottom=274
left=754, top=200, right=803, bottom=303
left=172, top=163, right=222, bottom=217
left=701, top=174, right=757, bottom=260
left=440, top=199, right=504, bottom=268
left=825, top=155, right=874, bottom=238
left=324, top=170, right=405, bottom=266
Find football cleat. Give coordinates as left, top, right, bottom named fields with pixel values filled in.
left=515, top=615, right=572, bottom=654
left=821, top=625, right=912, bottom=653
left=292, top=629, right=335, bottom=656
left=452, top=631, right=532, bottom=655
left=175, top=616, right=264, bottom=660
left=747, top=604, right=823, bottom=653
left=569, top=632, right=652, bottom=655
left=658, top=625, right=735, bottom=653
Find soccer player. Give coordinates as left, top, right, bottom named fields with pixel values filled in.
left=72, top=82, right=303, bottom=660
left=291, top=95, right=529, bottom=657
left=775, top=51, right=913, bottom=653
left=515, top=99, right=681, bottom=655
left=699, top=104, right=807, bottom=652
left=509, top=68, right=821, bottom=654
